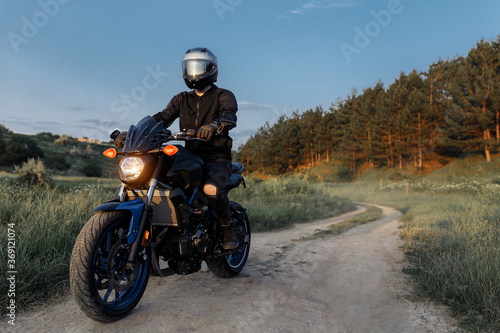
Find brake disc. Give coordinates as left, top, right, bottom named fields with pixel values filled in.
left=106, top=240, right=140, bottom=292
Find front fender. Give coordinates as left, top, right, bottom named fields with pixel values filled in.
left=93, top=199, right=145, bottom=245
left=93, top=199, right=121, bottom=212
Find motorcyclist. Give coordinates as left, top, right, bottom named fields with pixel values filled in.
left=116, top=47, right=239, bottom=250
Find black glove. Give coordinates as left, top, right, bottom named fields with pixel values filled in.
left=114, top=131, right=128, bottom=148
left=197, top=123, right=218, bottom=141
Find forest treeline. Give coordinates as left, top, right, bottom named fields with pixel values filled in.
left=237, top=37, right=500, bottom=175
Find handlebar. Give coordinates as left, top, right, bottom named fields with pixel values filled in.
left=170, top=130, right=205, bottom=141
left=109, top=128, right=206, bottom=153
left=151, top=129, right=203, bottom=141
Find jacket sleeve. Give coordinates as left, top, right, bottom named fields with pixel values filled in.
left=152, top=93, right=182, bottom=127
left=215, top=89, right=237, bottom=130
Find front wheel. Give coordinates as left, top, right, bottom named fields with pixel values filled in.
left=70, top=211, right=150, bottom=322
left=206, top=201, right=251, bottom=278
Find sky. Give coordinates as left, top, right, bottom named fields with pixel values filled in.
left=1, top=0, right=500, bottom=149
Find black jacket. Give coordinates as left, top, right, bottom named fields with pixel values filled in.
left=153, top=85, right=237, bottom=161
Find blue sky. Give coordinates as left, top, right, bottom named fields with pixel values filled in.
left=1, top=0, right=499, bottom=148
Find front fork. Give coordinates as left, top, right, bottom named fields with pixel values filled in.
left=123, top=155, right=166, bottom=269
left=122, top=181, right=159, bottom=269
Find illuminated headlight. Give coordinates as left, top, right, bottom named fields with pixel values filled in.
left=119, top=157, right=145, bottom=181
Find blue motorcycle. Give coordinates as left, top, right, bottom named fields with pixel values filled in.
left=69, top=116, right=250, bottom=322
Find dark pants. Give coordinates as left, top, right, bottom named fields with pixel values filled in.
left=203, top=160, right=232, bottom=223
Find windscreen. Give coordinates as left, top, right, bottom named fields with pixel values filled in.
left=123, top=116, right=164, bottom=153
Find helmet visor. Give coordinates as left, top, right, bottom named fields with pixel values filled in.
left=182, top=59, right=215, bottom=78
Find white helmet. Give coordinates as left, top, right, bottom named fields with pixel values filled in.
left=182, top=48, right=218, bottom=89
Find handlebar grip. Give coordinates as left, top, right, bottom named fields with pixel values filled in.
left=185, top=129, right=197, bottom=137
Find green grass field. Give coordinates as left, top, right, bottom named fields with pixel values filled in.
left=0, top=177, right=117, bottom=312
left=229, top=176, right=356, bottom=231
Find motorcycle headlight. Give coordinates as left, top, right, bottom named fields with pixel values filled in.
left=119, top=157, right=145, bottom=181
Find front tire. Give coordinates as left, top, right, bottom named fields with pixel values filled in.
left=206, top=201, right=251, bottom=278
left=70, top=211, right=150, bottom=322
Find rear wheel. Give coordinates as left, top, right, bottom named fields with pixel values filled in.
left=70, top=211, right=150, bottom=322
left=206, top=201, right=251, bottom=278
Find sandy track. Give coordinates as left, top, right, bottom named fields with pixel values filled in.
left=7, top=204, right=463, bottom=333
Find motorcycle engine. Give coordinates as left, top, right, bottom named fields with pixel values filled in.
left=163, top=223, right=210, bottom=275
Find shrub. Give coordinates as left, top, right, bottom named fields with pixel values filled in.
left=36, top=132, right=60, bottom=142
left=69, top=146, right=80, bottom=157
left=14, top=158, right=53, bottom=187
left=4, top=134, right=44, bottom=166
left=45, top=153, right=71, bottom=171
left=81, top=160, right=102, bottom=177
left=54, top=134, right=69, bottom=146
left=335, top=166, right=355, bottom=183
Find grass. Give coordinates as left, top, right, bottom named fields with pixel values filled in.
left=0, top=178, right=116, bottom=313
left=397, top=193, right=500, bottom=332
left=229, top=176, right=356, bottom=232
left=300, top=205, right=384, bottom=241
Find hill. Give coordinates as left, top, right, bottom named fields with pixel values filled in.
left=0, top=124, right=118, bottom=178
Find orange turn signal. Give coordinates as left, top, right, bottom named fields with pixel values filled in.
left=103, top=148, right=117, bottom=158
left=141, top=230, right=150, bottom=247
left=163, top=145, right=179, bottom=156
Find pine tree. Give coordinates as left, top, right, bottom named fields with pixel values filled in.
left=355, top=81, right=385, bottom=167
left=491, top=36, right=500, bottom=142
left=334, top=92, right=364, bottom=174
left=401, top=70, right=437, bottom=169
left=425, top=60, right=448, bottom=159
left=444, top=39, right=498, bottom=161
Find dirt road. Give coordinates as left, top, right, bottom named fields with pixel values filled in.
left=8, top=204, right=463, bottom=333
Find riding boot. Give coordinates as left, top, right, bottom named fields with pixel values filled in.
left=208, top=191, right=239, bottom=250
left=219, top=218, right=239, bottom=250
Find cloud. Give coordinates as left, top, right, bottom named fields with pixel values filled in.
left=70, top=106, right=95, bottom=112
left=0, top=116, right=64, bottom=135
left=238, top=101, right=279, bottom=111
left=230, top=128, right=267, bottom=149
left=276, top=15, right=293, bottom=20
left=303, top=0, right=359, bottom=10
left=80, top=119, right=103, bottom=125
left=277, top=0, right=359, bottom=19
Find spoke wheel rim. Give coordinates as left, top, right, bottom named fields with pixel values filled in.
left=226, top=220, right=250, bottom=268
